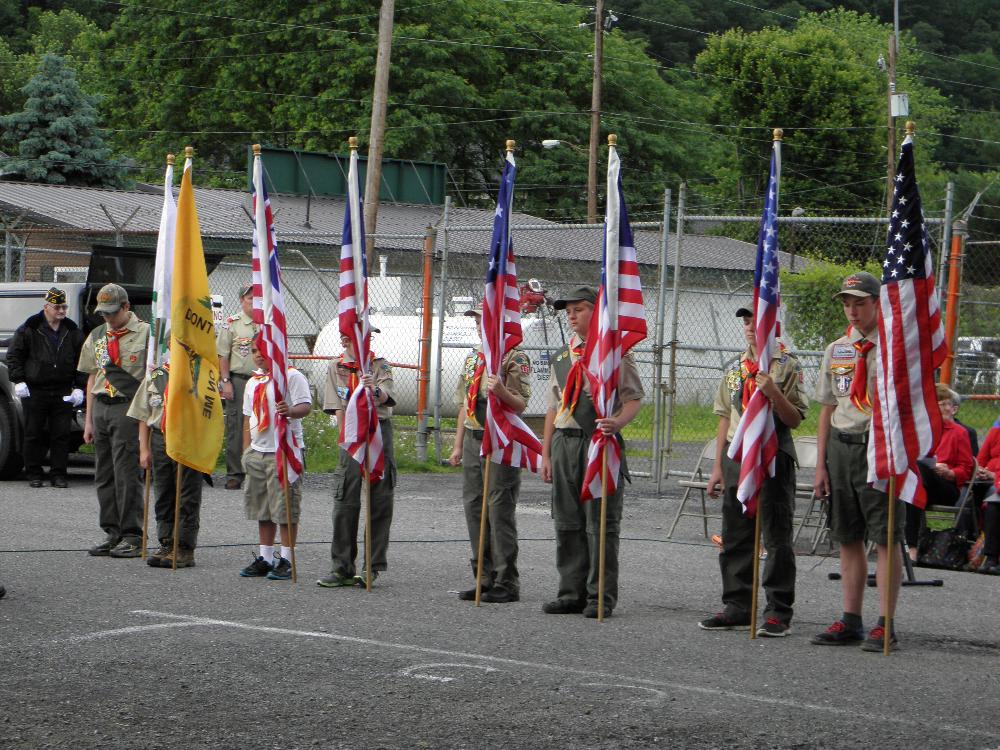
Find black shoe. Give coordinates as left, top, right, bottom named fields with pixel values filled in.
left=481, top=588, right=519, bottom=604
left=756, top=618, right=792, bottom=637
left=0, top=584, right=5, bottom=600
left=29, top=478, right=44, bottom=488
left=109, top=539, right=142, bottom=558
left=860, top=625, right=899, bottom=652
left=267, top=556, right=292, bottom=580
left=239, top=556, right=273, bottom=577
left=88, top=538, right=120, bottom=557
left=583, top=601, right=612, bottom=618
left=698, top=612, right=751, bottom=631
left=542, top=599, right=586, bottom=614
left=458, top=585, right=491, bottom=601
left=51, top=476, right=68, bottom=488
left=810, top=619, right=865, bottom=646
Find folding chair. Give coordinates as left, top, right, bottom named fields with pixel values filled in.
left=791, top=436, right=831, bottom=553
left=667, top=438, right=720, bottom=539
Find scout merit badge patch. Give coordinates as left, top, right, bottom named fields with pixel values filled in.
left=831, top=363, right=855, bottom=396
left=237, top=337, right=252, bottom=358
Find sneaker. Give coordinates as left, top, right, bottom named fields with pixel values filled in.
left=161, top=548, right=196, bottom=569
left=28, top=477, right=44, bottom=488
left=698, top=612, right=751, bottom=631
left=109, top=539, right=142, bottom=558
left=542, top=599, right=587, bottom=615
left=810, top=619, right=865, bottom=646
left=267, top=556, right=292, bottom=580
left=88, top=537, right=120, bottom=557
left=147, top=544, right=171, bottom=567
left=51, top=476, right=68, bottom=488
left=225, top=478, right=242, bottom=490
left=756, top=617, right=791, bottom=637
left=583, top=601, right=612, bottom=618
left=353, top=571, right=379, bottom=587
left=239, top=556, right=273, bottom=577
left=860, top=625, right=898, bottom=652
left=481, top=588, right=519, bottom=604
left=316, top=571, right=356, bottom=588
left=458, top=585, right=491, bottom=601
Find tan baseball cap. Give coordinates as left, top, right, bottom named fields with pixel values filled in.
left=94, top=283, right=129, bottom=313
left=834, top=272, right=880, bottom=300
left=553, top=285, right=598, bottom=310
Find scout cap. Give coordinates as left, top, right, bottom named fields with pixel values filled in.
left=735, top=306, right=753, bottom=319
left=553, top=285, right=598, bottom=310
left=239, top=284, right=253, bottom=298
left=94, top=283, right=129, bottom=313
left=45, top=287, right=67, bottom=305
left=463, top=302, right=482, bottom=318
left=834, top=271, right=880, bottom=300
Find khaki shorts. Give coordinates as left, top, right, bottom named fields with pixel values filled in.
left=243, top=448, right=302, bottom=523
left=826, top=434, right=904, bottom=546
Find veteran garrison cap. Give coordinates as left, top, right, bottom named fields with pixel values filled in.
left=45, top=287, right=66, bottom=305
left=94, top=283, right=129, bottom=313
left=553, top=285, right=598, bottom=310
left=834, top=271, right=880, bottom=300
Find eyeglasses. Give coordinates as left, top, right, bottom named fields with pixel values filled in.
left=47, top=304, right=69, bottom=310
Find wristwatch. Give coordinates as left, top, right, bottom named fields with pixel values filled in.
left=374, top=387, right=382, bottom=401
left=221, top=377, right=231, bottom=384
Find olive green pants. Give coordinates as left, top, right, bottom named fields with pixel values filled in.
left=826, top=434, right=903, bottom=545
left=150, top=429, right=203, bottom=550
left=92, top=398, right=143, bottom=544
left=223, top=373, right=250, bottom=483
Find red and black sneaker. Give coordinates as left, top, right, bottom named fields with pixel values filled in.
left=810, top=619, right=865, bottom=646
left=860, top=625, right=899, bottom=652
left=756, top=617, right=791, bottom=637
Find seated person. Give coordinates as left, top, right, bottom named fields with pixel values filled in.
left=976, top=415, right=1000, bottom=575
left=906, top=384, right=974, bottom=561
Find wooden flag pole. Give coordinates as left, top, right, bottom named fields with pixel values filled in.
left=171, top=463, right=182, bottom=570
left=884, top=475, right=897, bottom=656
left=364, top=451, right=373, bottom=592
left=140, top=465, right=151, bottom=561
left=597, top=451, right=609, bottom=622
left=749, top=503, right=763, bottom=639
left=280, top=451, right=297, bottom=583
left=474, top=458, right=493, bottom=607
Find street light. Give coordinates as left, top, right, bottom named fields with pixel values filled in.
left=541, top=139, right=587, bottom=155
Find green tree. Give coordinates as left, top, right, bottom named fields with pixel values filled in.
left=781, top=258, right=882, bottom=349
left=1, top=53, right=121, bottom=186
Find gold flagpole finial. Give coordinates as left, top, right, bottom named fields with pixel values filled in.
left=166, top=153, right=174, bottom=166
left=505, top=139, right=515, bottom=153
left=773, top=128, right=783, bottom=141
left=608, top=133, right=618, bottom=147
left=184, top=146, right=194, bottom=158
left=905, top=121, right=915, bottom=136
left=349, top=136, right=359, bottom=150
left=252, top=143, right=262, bottom=156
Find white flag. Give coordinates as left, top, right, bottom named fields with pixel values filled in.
left=147, top=158, right=183, bottom=370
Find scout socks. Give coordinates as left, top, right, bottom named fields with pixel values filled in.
left=260, top=545, right=274, bottom=565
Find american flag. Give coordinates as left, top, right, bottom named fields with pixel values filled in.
left=580, top=140, right=647, bottom=502
left=250, top=149, right=304, bottom=487
left=479, top=149, right=543, bottom=472
left=337, top=145, right=384, bottom=482
left=867, top=135, right=946, bottom=508
left=726, top=138, right=783, bottom=516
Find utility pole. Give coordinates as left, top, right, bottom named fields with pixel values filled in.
left=587, top=0, right=604, bottom=225
left=886, top=0, right=900, bottom=213
left=364, top=0, right=395, bottom=252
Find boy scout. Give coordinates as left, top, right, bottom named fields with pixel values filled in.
left=448, top=307, right=532, bottom=604
left=811, top=271, right=903, bottom=652
left=218, top=285, right=258, bottom=490
left=316, top=329, right=396, bottom=588
left=540, top=286, right=644, bottom=618
left=700, top=307, right=807, bottom=637
left=127, top=365, right=203, bottom=568
left=79, top=283, right=150, bottom=558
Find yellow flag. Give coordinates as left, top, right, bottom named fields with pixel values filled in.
left=165, top=164, right=223, bottom=472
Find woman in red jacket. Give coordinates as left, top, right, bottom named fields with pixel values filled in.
left=975, top=416, right=1000, bottom=575
left=906, top=384, right=975, bottom=561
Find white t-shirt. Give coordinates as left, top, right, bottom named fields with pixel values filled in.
left=242, top=368, right=312, bottom=452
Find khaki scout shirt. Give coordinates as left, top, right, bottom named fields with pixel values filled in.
left=127, top=367, right=168, bottom=428
left=323, top=355, right=394, bottom=419
left=817, top=327, right=877, bottom=433
left=547, top=333, right=644, bottom=430
left=713, top=348, right=808, bottom=442
left=77, top=311, right=150, bottom=397
left=454, top=347, right=532, bottom=429
left=216, top=311, right=258, bottom=376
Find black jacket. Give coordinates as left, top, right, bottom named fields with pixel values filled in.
left=5, top=312, right=87, bottom=392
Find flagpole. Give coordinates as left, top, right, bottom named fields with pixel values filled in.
left=281, top=451, right=298, bottom=583
left=474, top=458, right=492, bottom=607
left=749, top=501, right=762, bottom=639
left=141, top=466, right=151, bottom=561
left=364, top=442, right=373, bottom=592
left=598, top=451, right=608, bottom=622
left=885, top=474, right=896, bottom=656
left=171, top=463, right=181, bottom=570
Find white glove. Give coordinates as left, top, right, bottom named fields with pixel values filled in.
left=63, top=388, right=85, bottom=407
left=14, top=382, right=29, bottom=399
left=329, top=414, right=339, bottom=429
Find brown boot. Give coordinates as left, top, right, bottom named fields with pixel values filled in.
left=161, top=547, right=196, bottom=569
left=147, top=542, right=171, bottom=568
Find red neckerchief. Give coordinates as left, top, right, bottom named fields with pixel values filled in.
left=850, top=338, right=875, bottom=413
left=104, top=326, right=129, bottom=394
left=466, top=352, right=486, bottom=424
left=339, top=355, right=361, bottom=392
left=558, top=341, right=588, bottom=418
left=252, top=372, right=271, bottom=432
left=741, top=356, right=760, bottom=410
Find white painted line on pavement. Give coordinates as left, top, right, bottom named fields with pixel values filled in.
left=398, top=662, right=499, bottom=684
left=67, top=621, right=203, bottom=641
left=69, top=609, right=1000, bottom=743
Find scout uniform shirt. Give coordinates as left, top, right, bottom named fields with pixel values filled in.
left=127, top=366, right=169, bottom=428
left=216, top=311, right=258, bottom=376
left=324, top=354, right=395, bottom=419
left=713, top=346, right=808, bottom=455
left=547, top=333, right=644, bottom=431
left=816, top=327, right=878, bottom=434
left=77, top=311, right=150, bottom=398
left=455, top=347, right=532, bottom=429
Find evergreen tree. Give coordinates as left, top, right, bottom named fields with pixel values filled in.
left=1, top=53, right=120, bottom=186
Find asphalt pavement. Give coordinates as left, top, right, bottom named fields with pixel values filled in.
left=1, top=467, right=998, bottom=749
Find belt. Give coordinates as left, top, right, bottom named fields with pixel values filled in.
left=556, top=428, right=587, bottom=438
left=230, top=372, right=251, bottom=380
left=834, top=429, right=868, bottom=445
left=95, top=394, right=129, bottom=405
